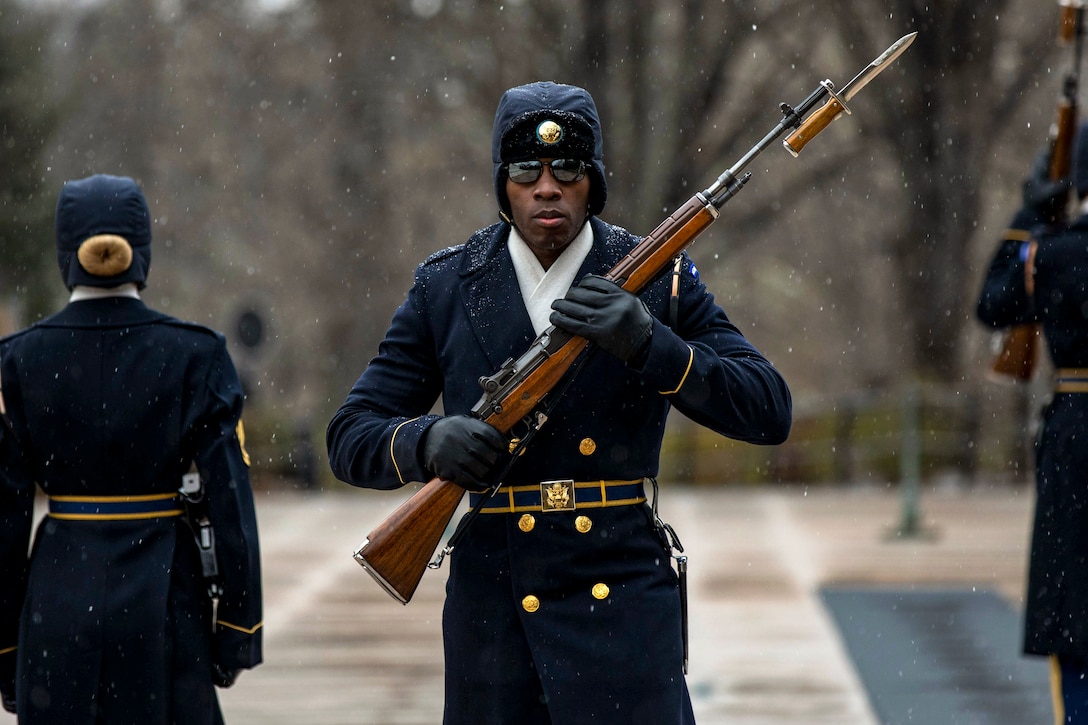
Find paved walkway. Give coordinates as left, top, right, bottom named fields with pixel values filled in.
left=0, top=484, right=1039, bottom=724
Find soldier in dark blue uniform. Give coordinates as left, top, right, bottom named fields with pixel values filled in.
left=0, top=174, right=263, bottom=723
left=977, top=127, right=1088, bottom=724
left=328, top=82, right=791, bottom=724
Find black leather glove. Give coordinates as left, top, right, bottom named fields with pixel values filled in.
left=1022, top=149, right=1072, bottom=223
left=421, top=415, right=507, bottom=492
left=550, top=274, right=653, bottom=364
left=1, top=650, right=15, bottom=713
left=213, top=663, right=239, bottom=689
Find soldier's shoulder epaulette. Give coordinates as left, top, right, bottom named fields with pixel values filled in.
left=593, top=217, right=703, bottom=289
left=160, top=316, right=228, bottom=344
left=0, top=326, right=35, bottom=347
left=0, top=308, right=67, bottom=344
left=1002, top=227, right=1034, bottom=243
left=420, top=243, right=465, bottom=268
left=418, top=223, right=504, bottom=274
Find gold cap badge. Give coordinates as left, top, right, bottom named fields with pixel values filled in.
left=536, top=120, right=563, bottom=145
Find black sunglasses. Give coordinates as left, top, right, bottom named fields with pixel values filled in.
left=506, top=159, right=587, bottom=184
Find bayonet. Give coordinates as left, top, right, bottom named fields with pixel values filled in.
left=784, top=32, right=917, bottom=156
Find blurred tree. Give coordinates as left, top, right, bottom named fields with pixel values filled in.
left=0, top=0, right=59, bottom=327
left=824, top=0, right=1054, bottom=381
left=15, top=0, right=1061, bottom=483
left=308, top=0, right=1025, bottom=389
left=302, top=0, right=1059, bottom=486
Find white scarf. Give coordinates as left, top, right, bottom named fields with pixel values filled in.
left=69, top=283, right=141, bottom=302
left=507, top=222, right=593, bottom=335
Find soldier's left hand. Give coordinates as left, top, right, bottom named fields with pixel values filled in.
left=1, top=651, right=14, bottom=712
left=213, top=663, right=239, bottom=688
left=551, top=274, right=653, bottom=365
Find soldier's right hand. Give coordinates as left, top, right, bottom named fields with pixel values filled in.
left=1, top=652, right=14, bottom=713
left=1022, top=149, right=1072, bottom=221
left=421, top=415, right=506, bottom=492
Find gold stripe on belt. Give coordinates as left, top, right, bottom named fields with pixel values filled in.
left=1055, top=368, right=1088, bottom=393
left=469, top=478, right=646, bottom=514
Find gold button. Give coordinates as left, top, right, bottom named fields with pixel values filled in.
left=591, top=583, right=609, bottom=600
left=522, top=595, right=540, bottom=612
left=518, top=514, right=535, bottom=532
left=579, top=438, right=597, bottom=456
left=574, top=515, right=592, bottom=533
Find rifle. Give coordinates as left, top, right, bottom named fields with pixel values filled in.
left=991, top=0, right=1085, bottom=382
left=354, top=32, right=918, bottom=604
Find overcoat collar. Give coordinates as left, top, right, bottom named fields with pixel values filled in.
left=456, top=217, right=627, bottom=369
left=38, top=296, right=169, bottom=329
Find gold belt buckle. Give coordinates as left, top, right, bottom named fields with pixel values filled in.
left=540, top=479, right=576, bottom=512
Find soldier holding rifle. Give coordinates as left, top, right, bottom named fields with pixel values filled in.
left=0, top=175, right=263, bottom=723
left=977, top=3, right=1088, bottom=722
left=327, top=81, right=791, bottom=724
left=977, top=125, right=1088, bottom=724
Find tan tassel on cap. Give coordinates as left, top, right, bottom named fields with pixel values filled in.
left=76, top=234, right=134, bottom=277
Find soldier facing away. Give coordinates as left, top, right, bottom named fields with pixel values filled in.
left=977, top=125, right=1088, bottom=724
left=0, top=174, right=263, bottom=723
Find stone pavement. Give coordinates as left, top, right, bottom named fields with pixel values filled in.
left=222, top=484, right=1037, bottom=725
left=0, top=483, right=1039, bottom=724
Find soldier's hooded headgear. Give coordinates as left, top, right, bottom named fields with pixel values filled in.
left=492, top=81, right=607, bottom=219
left=55, top=174, right=152, bottom=290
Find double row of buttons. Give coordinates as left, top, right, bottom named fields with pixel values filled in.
left=517, top=512, right=593, bottom=533
left=522, top=582, right=610, bottom=613
left=516, top=512, right=608, bottom=611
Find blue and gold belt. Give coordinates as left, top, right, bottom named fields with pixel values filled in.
left=469, top=478, right=646, bottom=514
left=1055, top=368, right=1088, bottom=393
left=48, top=493, right=184, bottom=521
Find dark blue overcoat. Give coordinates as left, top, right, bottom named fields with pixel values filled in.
left=978, top=209, right=1088, bottom=659
left=328, top=217, right=791, bottom=724
left=0, top=296, right=262, bottom=724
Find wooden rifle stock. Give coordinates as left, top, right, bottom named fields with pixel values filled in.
left=352, top=333, right=594, bottom=603
left=1050, top=98, right=1078, bottom=180
left=991, top=0, right=1083, bottom=382
left=353, top=477, right=465, bottom=604
left=989, top=323, right=1041, bottom=382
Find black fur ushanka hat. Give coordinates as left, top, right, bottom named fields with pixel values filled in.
left=491, top=81, right=607, bottom=218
